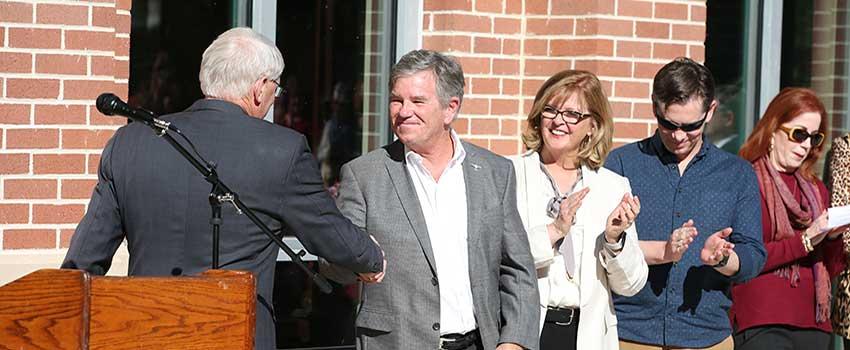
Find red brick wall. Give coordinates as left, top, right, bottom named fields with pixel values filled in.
left=0, top=0, right=130, bottom=251
left=422, top=0, right=707, bottom=154
left=0, top=0, right=708, bottom=256
left=811, top=0, right=849, bottom=140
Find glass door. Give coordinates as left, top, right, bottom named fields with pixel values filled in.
left=269, top=1, right=395, bottom=349
left=704, top=0, right=755, bottom=155
left=128, top=0, right=249, bottom=115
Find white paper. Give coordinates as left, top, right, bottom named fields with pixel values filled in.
left=828, top=205, right=850, bottom=229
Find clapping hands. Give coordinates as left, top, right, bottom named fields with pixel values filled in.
left=700, top=227, right=734, bottom=267
left=665, top=220, right=698, bottom=262
left=604, top=193, right=640, bottom=242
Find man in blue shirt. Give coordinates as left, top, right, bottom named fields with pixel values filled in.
left=605, top=57, right=766, bottom=349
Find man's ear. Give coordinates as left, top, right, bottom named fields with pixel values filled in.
left=443, top=96, right=461, bottom=124
left=704, top=99, right=719, bottom=124
left=251, top=79, right=266, bottom=106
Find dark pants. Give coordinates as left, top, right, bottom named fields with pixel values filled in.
left=540, top=308, right=580, bottom=350
left=733, top=325, right=830, bottom=350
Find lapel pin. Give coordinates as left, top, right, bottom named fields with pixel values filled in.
left=470, top=163, right=481, bottom=170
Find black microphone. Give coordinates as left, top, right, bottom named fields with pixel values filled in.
left=96, top=93, right=176, bottom=132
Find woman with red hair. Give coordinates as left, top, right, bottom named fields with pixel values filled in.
left=731, top=88, right=848, bottom=349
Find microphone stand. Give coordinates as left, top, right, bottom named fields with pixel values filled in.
left=136, top=115, right=332, bottom=294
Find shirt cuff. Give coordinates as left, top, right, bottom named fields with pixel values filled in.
left=601, top=232, right=626, bottom=259
left=528, top=224, right=556, bottom=268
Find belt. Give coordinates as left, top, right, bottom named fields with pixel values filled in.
left=440, top=329, right=480, bottom=350
left=545, top=306, right=579, bottom=326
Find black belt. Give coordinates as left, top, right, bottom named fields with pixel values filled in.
left=545, top=306, right=579, bottom=326
left=440, top=329, right=480, bottom=350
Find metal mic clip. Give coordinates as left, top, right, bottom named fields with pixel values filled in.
left=215, top=193, right=242, bottom=214
left=152, top=118, right=171, bottom=136
left=138, top=108, right=170, bottom=136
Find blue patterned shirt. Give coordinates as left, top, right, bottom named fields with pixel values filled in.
left=604, top=132, right=766, bottom=348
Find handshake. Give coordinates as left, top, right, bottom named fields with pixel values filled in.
left=357, top=235, right=386, bottom=284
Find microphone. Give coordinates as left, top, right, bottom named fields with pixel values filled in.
left=96, top=93, right=176, bottom=132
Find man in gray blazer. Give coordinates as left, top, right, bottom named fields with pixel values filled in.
left=331, top=50, right=539, bottom=350
left=62, top=28, right=384, bottom=350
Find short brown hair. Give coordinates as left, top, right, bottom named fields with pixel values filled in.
left=522, top=70, right=613, bottom=170
left=652, top=57, right=715, bottom=117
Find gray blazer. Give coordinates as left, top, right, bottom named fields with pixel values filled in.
left=331, top=140, right=539, bottom=350
left=62, top=99, right=383, bottom=350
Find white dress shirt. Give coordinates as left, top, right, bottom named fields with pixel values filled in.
left=533, top=158, right=624, bottom=309
left=405, top=131, right=476, bottom=335
left=539, top=165, right=584, bottom=308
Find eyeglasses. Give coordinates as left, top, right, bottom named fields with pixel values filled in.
left=655, top=112, right=708, bottom=132
left=541, top=105, right=594, bottom=124
left=778, top=125, right=825, bottom=147
left=270, top=79, right=285, bottom=98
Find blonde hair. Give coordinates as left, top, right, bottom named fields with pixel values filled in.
left=522, top=70, right=613, bottom=170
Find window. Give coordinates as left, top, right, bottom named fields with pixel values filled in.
left=128, top=0, right=247, bottom=115
left=128, top=1, right=396, bottom=348
left=705, top=0, right=752, bottom=154
left=269, top=4, right=394, bottom=348
left=779, top=0, right=850, bottom=176
left=271, top=0, right=394, bottom=191
left=704, top=0, right=850, bottom=178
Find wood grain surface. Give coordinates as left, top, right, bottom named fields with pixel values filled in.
left=0, top=269, right=255, bottom=350
left=0, top=269, right=89, bottom=350
left=89, top=270, right=255, bottom=350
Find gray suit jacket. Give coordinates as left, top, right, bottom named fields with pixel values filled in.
left=332, top=140, right=539, bottom=350
left=62, top=99, right=383, bottom=350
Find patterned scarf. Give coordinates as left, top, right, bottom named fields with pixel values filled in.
left=754, top=156, right=831, bottom=323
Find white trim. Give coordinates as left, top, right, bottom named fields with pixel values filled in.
left=395, top=0, right=423, bottom=61
left=743, top=0, right=759, bottom=132
left=276, top=236, right=317, bottom=262
left=759, top=0, right=783, bottom=117
left=0, top=245, right=129, bottom=286
left=251, top=0, right=277, bottom=123
left=233, top=0, right=250, bottom=27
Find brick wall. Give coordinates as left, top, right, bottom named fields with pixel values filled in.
left=0, top=0, right=709, bottom=283
left=421, top=0, right=707, bottom=154
left=0, top=0, right=130, bottom=277
left=811, top=0, right=849, bottom=140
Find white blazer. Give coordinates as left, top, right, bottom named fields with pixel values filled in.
left=509, top=151, right=648, bottom=350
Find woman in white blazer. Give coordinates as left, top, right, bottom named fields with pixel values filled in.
left=509, top=70, right=648, bottom=350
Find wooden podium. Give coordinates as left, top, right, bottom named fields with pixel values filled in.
left=0, top=269, right=255, bottom=350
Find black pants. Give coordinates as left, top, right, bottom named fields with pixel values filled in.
left=733, top=325, right=830, bottom=350
left=540, top=308, right=580, bottom=350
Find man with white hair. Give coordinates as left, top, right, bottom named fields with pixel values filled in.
left=62, top=27, right=385, bottom=350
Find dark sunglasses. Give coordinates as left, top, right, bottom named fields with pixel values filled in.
left=541, top=105, right=593, bottom=125
left=778, top=125, right=825, bottom=147
left=655, top=112, right=708, bottom=132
